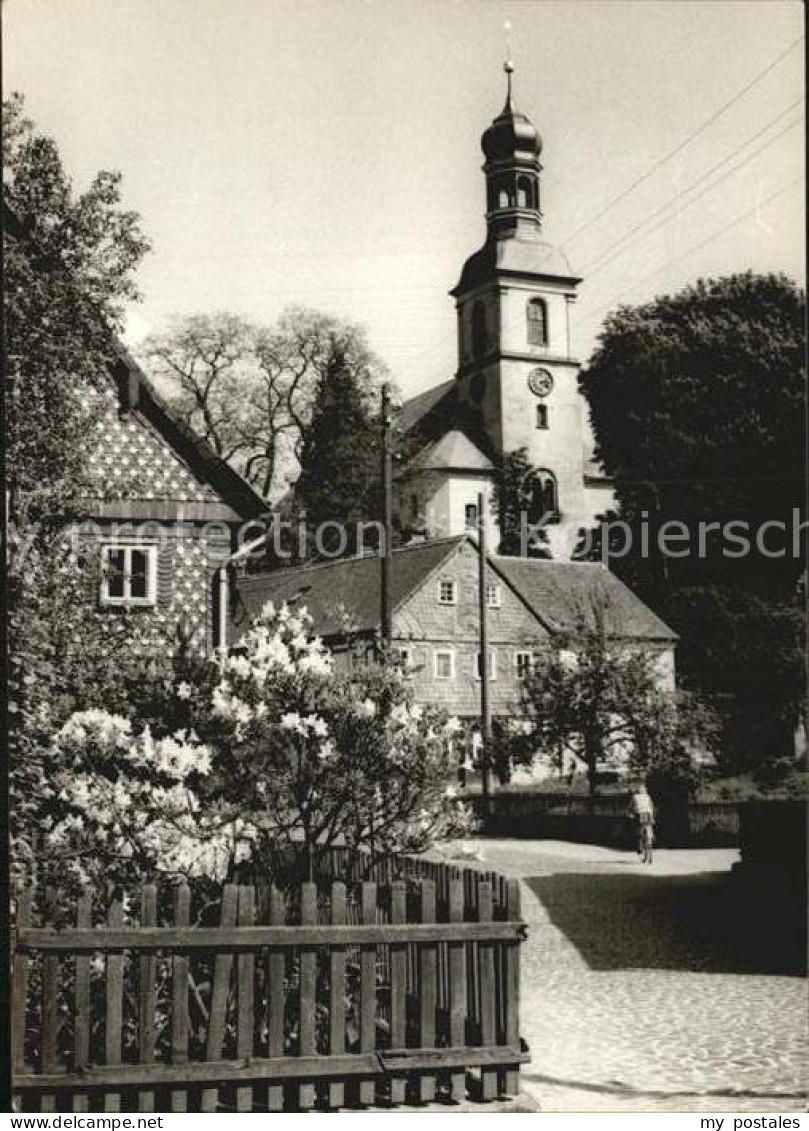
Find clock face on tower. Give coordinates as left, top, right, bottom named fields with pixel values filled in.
left=528, top=367, right=554, bottom=397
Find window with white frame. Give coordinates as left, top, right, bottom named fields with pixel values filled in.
left=514, top=651, right=538, bottom=677
left=438, top=579, right=457, bottom=605
left=475, top=650, right=498, bottom=680
left=485, top=583, right=501, bottom=608
left=396, top=646, right=414, bottom=671
left=100, top=544, right=158, bottom=607
left=434, top=649, right=455, bottom=680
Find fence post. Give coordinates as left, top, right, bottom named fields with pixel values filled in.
left=266, top=886, right=286, bottom=1112
left=477, top=880, right=498, bottom=1101
left=137, top=885, right=157, bottom=1113
left=12, top=887, right=33, bottom=1108
left=73, top=889, right=93, bottom=1113
left=329, top=882, right=347, bottom=1110
left=40, top=888, right=61, bottom=1113
left=360, top=882, right=377, bottom=1107
left=419, top=880, right=437, bottom=1103
left=448, top=875, right=467, bottom=1103
left=389, top=881, right=407, bottom=1106
left=170, top=884, right=190, bottom=1113
left=298, top=883, right=317, bottom=1111
left=504, top=879, right=522, bottom=1096
left=201, top=883, right=238, bottom=1112
left=236, top=885, right=256, bottom=1112
left=104, top=894, right=125, bottom=1113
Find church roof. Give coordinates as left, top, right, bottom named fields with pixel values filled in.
left=409, top=429, right=493, bottom=473
left=481, top=76, right=542, bottom=164
left=453, top=233, right=579, bottom=295
left=397, top=379, right=457, bottom=433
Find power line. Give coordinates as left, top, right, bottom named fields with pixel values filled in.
left=573, top=174, right=804, bottom=333
left=582, top=99, right=804, bottom=279
left=559, top=34, right=804, bottom=248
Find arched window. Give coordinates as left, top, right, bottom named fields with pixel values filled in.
left=498, top=189, right=509, bottom=209
left=528, top=470, right=558, bottom=524
left=517, top=175, right=532, bottom=208
left=472, top=301, right=487, bottom=358
left=527, top=298, right=548, bottom=346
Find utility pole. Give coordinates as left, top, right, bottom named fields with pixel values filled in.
left=477, top=490, right=492, bottom=800
left=380, top=385, right=393, bottom=653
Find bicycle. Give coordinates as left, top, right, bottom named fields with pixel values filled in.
left=638, top=820, right=654, bottom=864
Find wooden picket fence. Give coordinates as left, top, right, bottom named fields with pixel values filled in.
left=11, top=862, right=527, bottom=1111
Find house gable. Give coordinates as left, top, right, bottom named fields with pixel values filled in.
left=393, top=539, right=551, bottom=717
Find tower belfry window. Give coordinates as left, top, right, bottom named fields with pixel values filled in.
left=517, top=175, right=532, bottom=208
left=528, top=471, right=558, bottom=523
left=472, top=301, right=487, bottom=358
left=536, top=404, right=548, bottom=429
left=527, top=298, right=548, bottom=346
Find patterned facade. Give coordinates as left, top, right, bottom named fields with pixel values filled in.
left=75, top=355, right=265, bottom=651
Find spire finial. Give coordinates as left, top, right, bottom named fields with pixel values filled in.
left=503, top=21, right=515, bottom=106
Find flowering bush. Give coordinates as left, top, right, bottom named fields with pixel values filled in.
left=33, top=602, right=474, bottom=884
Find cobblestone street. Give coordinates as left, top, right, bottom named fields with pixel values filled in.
left=478, top=840, right=807, bottom=1113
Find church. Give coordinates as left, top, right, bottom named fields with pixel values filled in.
left=393, top=61, right=613, bottom=558
left=229, top=67, right=677, bottom=723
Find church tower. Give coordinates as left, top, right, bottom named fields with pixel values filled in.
left=452, top=61, right=590, bottom=550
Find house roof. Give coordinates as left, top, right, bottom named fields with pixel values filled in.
left=228, top=536, right=463, bottom=642
left=491, top=556, right=677, bottom=642
left=4, top=201, right=267, bottom=522
left=112, top=343, right=267, bottom=519
left=409, top=429, right=494, bottom=474
left=229, top=534, right=677, bottom=645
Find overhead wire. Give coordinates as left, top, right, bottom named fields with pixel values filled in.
left=558, top=34, right=803, bottom=248
left=581, top=98, right=804, bottom=279
left=573, top=174, right=805, bottom=334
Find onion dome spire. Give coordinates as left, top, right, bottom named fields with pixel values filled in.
left=480, top=57, right=543, bottom=236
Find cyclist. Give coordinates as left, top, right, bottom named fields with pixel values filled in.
left=630, top=781, right=655, bottom=863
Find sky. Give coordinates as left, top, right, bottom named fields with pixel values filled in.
left=3, top=0, right=805, bottom=402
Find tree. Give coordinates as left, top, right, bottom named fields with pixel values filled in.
left=36, top=602, right=475, bottom=886
left=293, top=342, right=382, bottom=557
left=142, top=312, right=255, bottom=463
left=4, top=93, right=150, bottom=532
left=491, top=447, right=551, bottom=557
left=518, top=591, right=716, bottom=801
left=579, top=273, right=806, bottom=766
left=3, top=94, right=155, bottom=880
left=581, top=273, right=805, bottom=598
left=142, top=306, right=388, bottom=501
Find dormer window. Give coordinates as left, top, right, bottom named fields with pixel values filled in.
left=438, top=579, right=457, bottom=605
left=527, top=298, right=548, bottom=347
